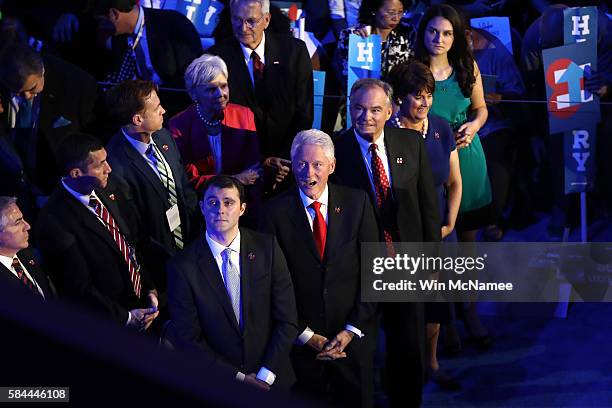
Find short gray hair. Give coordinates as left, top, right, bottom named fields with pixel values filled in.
left=290, top=129, right=335, bottom=162
left=349, top=78, right=393, bottom=107
left=230, top=0, right=270, bottom=14
left=0, top=196, right=17, bottom=231
left=184, top=54, right=228, bottom=101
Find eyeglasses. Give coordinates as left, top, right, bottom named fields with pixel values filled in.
left=231, top=14, right=267, bottom=29
left=381, top=9, right=404, bottom=18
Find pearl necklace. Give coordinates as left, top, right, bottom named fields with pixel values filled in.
left=195, top=103, right=221, bottom=127
left=395, top=115, right=428, bottom=139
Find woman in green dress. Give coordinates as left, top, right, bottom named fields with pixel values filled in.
left=415, top=4, right=493, bottom=350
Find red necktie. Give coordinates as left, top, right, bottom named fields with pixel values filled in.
left=89, top=196, right=142, bottom=298
left=251, top=51, right=264, bottom=83
left=310, top=201, right=327, bottom=259
left=12, top=257, right=41, bottom=297
left=369, top=144, right=395, bottom=254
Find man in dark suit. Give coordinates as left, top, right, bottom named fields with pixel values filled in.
left=36, top=134, right=159, bottom=329
left=261, top=129, right=378, bottom=407
left=92, top=0, right=203, bottom=88
left=0, top=196, right=52, bottom=299
left=105, top=80, right=199, bottom=296
left=0, top=44, right=98, bottom=206
left=332, top=78, right=440, bottom=407
left=209, top=0, right=314, bottom=186
left=168, top=175, right=298, bottom=390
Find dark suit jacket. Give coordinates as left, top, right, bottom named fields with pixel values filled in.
left=167, top=228, right=298, bottom=388
left=36, top=182, right=153, bottom=323
left=261, top=183, right=377, bottom=339
left=108, top=8, right=202, bottom=87
left=105, top=128, right=199, bottom=291
left=332, top=127, right=441, bottom=243
left=0, top=248, right=53, bottom=299
left=0, top=54, right=98, bottom=196
left=209, top=32, right=314, bottom=159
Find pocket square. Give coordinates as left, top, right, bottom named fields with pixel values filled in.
left=52, top=116, right=72, bottom=128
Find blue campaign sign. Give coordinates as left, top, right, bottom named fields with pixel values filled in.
left=564, top=126, right=596, bottom=194
left=470, top=16, right=513, bottom=55
left=564, top=6, right=598, bottom=45
left=312, top=70, right=326, bottom=130
left=175, top=0, right=224, bottom=37
left=346, top=34, right=381, bottom=128
left=542, top=42, right=599, bottom=134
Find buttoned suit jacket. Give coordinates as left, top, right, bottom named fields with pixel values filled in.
left=167, top=228, right=298, bottom=389
left=209, top=32, right=313, bottom=159
left=36, top=180, right=153, bottom=323
left=105, top=128, right=200, bottom=291
left=0, top=248, right=53, bottom=299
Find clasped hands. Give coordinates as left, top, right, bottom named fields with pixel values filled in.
left=307, top=330, right=354, bottom=361
left=128, top=291, right=159, bottom=331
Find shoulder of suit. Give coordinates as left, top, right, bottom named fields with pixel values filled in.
left=329, top=182, right=366, bottom=200
left=240, top=227, right=275, bottom=247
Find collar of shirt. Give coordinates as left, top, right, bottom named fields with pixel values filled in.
left=0, top=254, right=45, bottom=298
left=239, top=32, right=266, bottom=65
left=353, top=128, right=392, bottom=189
left=122, top=128, right=155, bottom=156
left=61, top=179, right=96, bottom=209
left=298, top=183, right=329, bottom=226
left=133, top=5, right=144, bottom=37
left=205, top=231, right=241, bottom=281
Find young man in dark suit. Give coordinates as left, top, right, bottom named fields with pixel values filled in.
left=261, top=129, right=379, bottom=407
left=0, top=196, right=52, bottom=299
left=168, top=175, right=298, bottom=390
left=105, top=80, right=199, bottom=296
left=36, top=133, right=159, bottom=329
left=209, top=0, right=314, bottom=188
left=332, top=78, right=441, bottom=407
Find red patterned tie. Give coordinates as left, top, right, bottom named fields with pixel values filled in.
left=12, top=257, right=41, bottom=297
left=310, top=201, right=327, bottom=259
left=369, top=144, right=395, bottom=255
left=251, top=51, right=264, bottom=83
left=89, top=196, right=142, bottom=298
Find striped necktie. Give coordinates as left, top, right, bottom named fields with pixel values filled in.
left=12, top=257, right=41, bottom=297
left=369, top=143, right=396, bottom=255
left=146, top=143, right=184, bottom=249
left=88, top=196, right=142, bottom=298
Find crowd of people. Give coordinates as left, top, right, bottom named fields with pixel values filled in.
left=0, top=0, right=610, bottom=406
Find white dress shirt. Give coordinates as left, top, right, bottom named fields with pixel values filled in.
left=204, top=231, right=276, bottom=385
left=122, top=130, right=173, bottom=181
left=239, top=32, right=266, bottom=86
left=0, top=254, right=45, bottom=298
left=354, top=129, right=392, bottom=196
left=133, top=5, right=162, bottom=85
left=295, top=184, right=364, bottom=345
left=207, top=130, right=223, bottom=175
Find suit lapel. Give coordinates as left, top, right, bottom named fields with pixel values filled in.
left=96, top=187, right=131, bottom=240
left=385, top=128, right=410, bottom=191
left=196, top=237, right=241, bottom=334
left=324, top=184, right=344, bottom=263
left=289, top=189, right=321, bottom=261
left=344, top=129, right=379, bottom=214
left=152, top=132, right=181, bottom=195
left=239, top=229, right=257, bottom=333
left=119, top=134, right=168, bottom=203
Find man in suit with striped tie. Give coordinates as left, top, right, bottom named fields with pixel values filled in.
left=105, top=80, right=199, bottom=305
left=37, top=133, right=158, bottom=329
left=0, top=196, right=52, bottom=299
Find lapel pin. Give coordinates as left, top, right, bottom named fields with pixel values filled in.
left=162, top=144, right=169, bottom=152
left=396, top=157, right=403, bottom=164
left=108, top=193, right=116, bottom=201
left=273, top=61, right=280, bottom=64
left=248, top=251, right=255, bottom=261
left=334, top=206, right=342, bottom=214
left=29, top=259, right=35, bottom=266
left=434, top=132, right=440, bottom=139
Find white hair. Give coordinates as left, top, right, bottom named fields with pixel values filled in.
left=0, top=196, right=17, bottom=231
left=184, top=54, right=228, bottom=101
left=230, top=0, right=270, bottom=14
left=290, top=129, right=335, bottom=162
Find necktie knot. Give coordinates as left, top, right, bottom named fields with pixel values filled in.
left=368, top=143, right=378, bottom=153
left=88, top=196, right=101, bottom=211
left=310, top=201, right=322, bottom=212
left=12, top=257, right=20, bottom=269
left=250, top=51, right=261, bottom=62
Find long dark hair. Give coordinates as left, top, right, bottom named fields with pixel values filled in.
left=415, top=4, right=475, bottom=98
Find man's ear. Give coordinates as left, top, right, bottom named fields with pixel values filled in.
left=68, top=168, right=82, bottom=179
left=109, top=8, right=121, bottom=22
left=132, top=113, right=143, bottom=127
left=239, top=202, right=247, bottom=216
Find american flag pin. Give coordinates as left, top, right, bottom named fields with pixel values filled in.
left=109, top=194, right=116, bottom=201
left=162, top=144, right=169, bottom=151
left=396, top=157, right=403, bottom=164
left=29, top=260, right=35, bottom=266
left=248, top=252, right=255, bottom=260
left=335, top=206, right=342, bottom=214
